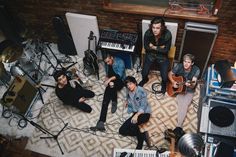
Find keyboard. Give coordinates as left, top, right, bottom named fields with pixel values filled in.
left=113, top=148, right=170, bottom=157
left=99, top=41, right=135, bottom=52
left=98, top=30, right=138, bottom=53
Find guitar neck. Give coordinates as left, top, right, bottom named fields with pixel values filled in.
left=170, top=138, right=175, bottom=157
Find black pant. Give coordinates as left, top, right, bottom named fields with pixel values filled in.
left=98, top=78, right=124, bottom=122
left=74, top=89, right=95, bottom=113
left=119, top=113, right=150, bottom=149
left=142, top=54, right=169, bottom=91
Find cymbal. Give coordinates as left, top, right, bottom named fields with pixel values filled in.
left=0, top=44, right=23, bottom=63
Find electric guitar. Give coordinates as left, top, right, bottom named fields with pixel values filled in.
left=167, top=75, right=204, bottom=97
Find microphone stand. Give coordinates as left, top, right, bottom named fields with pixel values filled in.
left=19, top=114, right=68, bottom=155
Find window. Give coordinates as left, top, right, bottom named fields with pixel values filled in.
left=103, top=0, right=221, bottom=22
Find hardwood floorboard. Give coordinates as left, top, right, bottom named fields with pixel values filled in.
left=0, top=135, right=49, bottom=157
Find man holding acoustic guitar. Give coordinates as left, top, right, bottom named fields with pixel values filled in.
left=167, top=53, right=200, bottom=136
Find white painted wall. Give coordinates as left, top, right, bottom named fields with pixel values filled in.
left=66, top=13, right=100, bottom=58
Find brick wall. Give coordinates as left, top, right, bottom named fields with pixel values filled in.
left=2, top=0, right=236, bottom=65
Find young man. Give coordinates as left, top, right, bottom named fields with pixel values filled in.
left=53, top=69, right=95, bottom=113
left=119, top=76, right=151, bottom=149
left=139, top=16, right=172, bottom=94
left=168, top=53, right=200, bottom=134
left=92, top=54, right=125, bottom=131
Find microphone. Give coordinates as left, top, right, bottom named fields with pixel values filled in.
left=88, top=31, right=94, bottom=40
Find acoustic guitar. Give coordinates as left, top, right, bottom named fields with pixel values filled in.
left=167, top=75, right=203, bottom=97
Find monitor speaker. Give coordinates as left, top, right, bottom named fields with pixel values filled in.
left=179, top=22, right=218, bottom=78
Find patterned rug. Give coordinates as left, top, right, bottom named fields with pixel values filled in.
left=25, top=60, right=200, bottom=157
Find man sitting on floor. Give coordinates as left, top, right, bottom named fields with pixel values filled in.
left=53, top=69, right=95, bottom=113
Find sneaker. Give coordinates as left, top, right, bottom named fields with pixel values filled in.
left=111, top=101, right=117, bottom=113
left=90, top=121, right=105, bottom=131
left=138, top=78, right=149, bottom=87
left=143, top=131, right=151, bottom=147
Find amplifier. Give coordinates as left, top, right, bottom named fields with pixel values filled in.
left=200, top=99, right=236, bottom=138
left=2, top=76, right=38, bottom=115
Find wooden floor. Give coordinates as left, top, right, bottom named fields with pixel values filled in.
left=0, top=135, right=49, bottom=157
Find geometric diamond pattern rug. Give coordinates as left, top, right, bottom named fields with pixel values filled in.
left=26, top=62, right=200, bottom=157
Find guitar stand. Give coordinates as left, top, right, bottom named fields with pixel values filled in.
left=20, top=114, right=68, bottom=155
left=46, top=43, right=77, bottom=71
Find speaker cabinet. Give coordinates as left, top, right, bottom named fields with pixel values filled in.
left=200, top=99, right=236, bottom=138
left=179, top=22, right=218, bottom=78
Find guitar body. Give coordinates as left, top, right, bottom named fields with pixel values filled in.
left=167, top=75, right=186, bottom=97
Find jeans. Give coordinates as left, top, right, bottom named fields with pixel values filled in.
left=98, top=78, right=124, bottom=122
left=142, top=53, right=169, bottom=91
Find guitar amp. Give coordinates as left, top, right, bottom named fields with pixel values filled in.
left=2, top=76, right=38, bottom=115
left=200, top=99, right=236, bottom=138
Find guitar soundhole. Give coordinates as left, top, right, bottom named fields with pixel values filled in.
left=172, top=87, right=178, bottom=91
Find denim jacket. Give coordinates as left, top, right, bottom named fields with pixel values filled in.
left=106, top=57, right=126, bottom=80
left=127, top=86, right=151, bottom=114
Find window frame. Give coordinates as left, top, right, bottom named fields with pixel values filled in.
left=103, top=0, right=221, bottom=22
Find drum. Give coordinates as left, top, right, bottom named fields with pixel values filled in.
left=0, top=62, right=11, bottom=85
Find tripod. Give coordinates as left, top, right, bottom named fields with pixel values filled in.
left=20, top=114, right=68, bottom=155
left=46, top=43, right=77, bottom=71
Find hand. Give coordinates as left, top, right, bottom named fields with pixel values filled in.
left=149, top=43, right=157, bottom=50
left=185, top=82, right=191, bottom=87
left=79, top=97, right=86, bottom=103
left=131, top=114, right=138, bottom=124
left=173, top=81, right=179, bottom=88
left=104, top=77, right=109, bottom=81
left=124, top=101, right=128, bottom=108
left=104, top=79, right=110, bottom=86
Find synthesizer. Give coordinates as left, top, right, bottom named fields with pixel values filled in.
left=98, top=29, right=138, bottom=53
